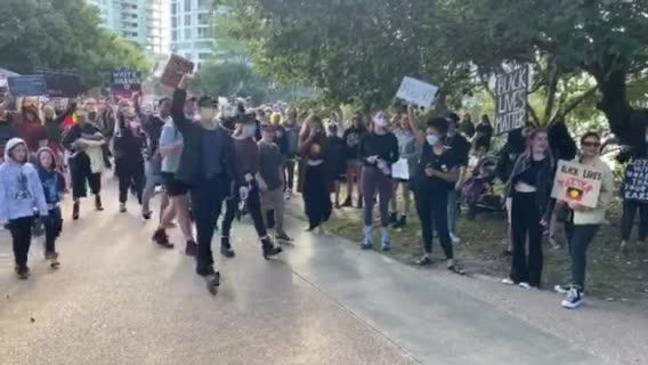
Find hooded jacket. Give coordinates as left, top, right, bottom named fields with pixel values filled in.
left=0, top=138, right=49, bottom=221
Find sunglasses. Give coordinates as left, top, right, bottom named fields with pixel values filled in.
left=582, top=141, right=601, bottom=148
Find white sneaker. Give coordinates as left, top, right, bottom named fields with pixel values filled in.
left=554, top=284, right=570, bottom=294
left=450, top=233, right=461, bottom=244
left=519, top=282, right=532, bottom=289
left=561, top=287, right=583, bottom=309
left=501, top=278, right=515, bottom=285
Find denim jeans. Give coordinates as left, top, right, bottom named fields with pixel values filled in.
left=566, top=224, right=599, bottom=291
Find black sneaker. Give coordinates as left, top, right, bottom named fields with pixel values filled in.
left=389, top=212, right=398, bottom=224
left=220, top=237, right=235, bottom=258
left=262, top=237, right=282, bottom=259
left=185, top=240, right=198, bottom=257
left=119, top=203, right=127, bottom=213
left=275, top=232, right=293, bottom=242
left=416, top=255, right=433, bottom=266
left=72, top=201, right=80, bottom=221
left=15, top=265, right=30, bottom=280
left=95, top=195, right=104, bottom=211
left=142, top=210, right=152, bottom=220
left=152, top=228, right=174, bottom=249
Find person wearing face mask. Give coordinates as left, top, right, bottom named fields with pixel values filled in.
left=113, top=104, right=147, bottom=213
left=413, top=117, right=462, bottom=273
left=444, top=112, right=471, bottom=245
left=160, top=75, right=244, bottom=291
left=62, top=105, right=107, bottom=220
left=502, top=129, right=555, bottom=289
left=358, top=112, right=399, bottom=251
left=617, top=124, right=648, bottom=252
left=219, top=115, right=283, bottom=259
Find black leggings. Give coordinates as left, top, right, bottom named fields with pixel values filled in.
left=302, top=164, right=332, bottom=228
left=414, top=188, right=453, bottom=259
left=510, top=191, right=543, bottom=286
left=116, top=158, right=145, bottom=204
left=621, top=199, right=648, bottom=242
left=69, top=153, right=101, bottom=200
left=44, top=207, right=63, bottom=255
left=284, top=158, right=296, bottom=191
left=221, top=183, right=267, bottom=240
left=9, top=216, right=34, bottom=268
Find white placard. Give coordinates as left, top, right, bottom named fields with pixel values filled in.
left=391, top=158, right=410, bottom=180
left=396, top=76, right=438, bottom=109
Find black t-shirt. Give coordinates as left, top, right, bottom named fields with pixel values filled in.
left=445, top=133, right=470, bottom=167
left=415, top=144, right=459, bottom=193
left=513, top=158, right=544, bottom=187
left=343, top=127, right=365, bottom=160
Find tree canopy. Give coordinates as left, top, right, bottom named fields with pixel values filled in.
left=217, top=0, right=648, bottom=145
left=0, top=0, right=152, bottom=90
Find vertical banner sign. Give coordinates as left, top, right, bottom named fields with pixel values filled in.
left=160, top=55, right=195, bottom=88
left=110, top=69, right=142, bottom=100
left=624, top=158, right=648, bottom=202
left=551, top=160, right=604, bottom=208
left=495, top=66, right=529, bottom=135
left=395, top=76, right=439, bottom=109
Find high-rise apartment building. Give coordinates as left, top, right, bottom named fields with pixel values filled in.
left=170, top=0, right=216, bottom=67
left=88, top=0, right=168, bottom=55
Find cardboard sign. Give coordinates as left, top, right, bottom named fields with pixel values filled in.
left=551, top=160, right=604, bottom=208
left=110, top=69, right=142, bottom=99
left=43, top=73, right=80, bottom=98
left=7, top=75, right=48, bottom=96
left=624, top=158, right=648, bottom=202
left=396, top=76, right=438, bottom=108
left=160, top=55, right=195, bottom=88
left=495, top=67, right=528, bottom=134
left=391, top=158, right=410, bottom=180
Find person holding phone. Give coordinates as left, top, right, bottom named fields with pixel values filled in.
left=413, top=117, right=462, bottom=273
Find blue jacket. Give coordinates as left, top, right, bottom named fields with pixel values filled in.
left=0, top=138, right=49, bottom=221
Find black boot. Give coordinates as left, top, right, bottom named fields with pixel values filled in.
left=357, top=195, right=363, bottom=209
left=262, top=237, right=282, bottom=259
left=152, top=228, right=174, bottom=249
left=220, top=236, right=235, bottom=258
left=95, top=195, right=104, bottom=211
left=393, top=215, right=406, bottom=229
left=72, top=201, right=80, bottom=220
left=389, top=212, right=398, bottom=224
left=185, top=240, right=198, bottom=257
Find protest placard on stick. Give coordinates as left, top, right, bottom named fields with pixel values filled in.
left=624, top=158, right=648, bottom=203
left=494, top=67, right=528, bottom=135
left=160, top=55, right=194, bottom=88
left=551, top=160, right=604, bottom=208
left=395, top=76, right=438, bottom=109
left=111, top=69, right=142, bottom=99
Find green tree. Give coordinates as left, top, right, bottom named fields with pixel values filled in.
left=0, top=0, right=151, bottom=89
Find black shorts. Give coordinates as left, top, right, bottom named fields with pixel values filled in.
left=161, top=172, right=189, bottom=197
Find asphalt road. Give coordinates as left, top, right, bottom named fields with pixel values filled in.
left=1, top=182, right=647, bottom=365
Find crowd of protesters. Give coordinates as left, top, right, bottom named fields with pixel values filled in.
left=1, top=75, right=647, bottom=308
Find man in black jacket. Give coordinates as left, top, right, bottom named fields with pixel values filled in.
left=154, top=75, right=237, bottom=286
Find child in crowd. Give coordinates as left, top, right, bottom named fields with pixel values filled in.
left=258, top=124, right=292, bottom=242
left=35, top=147, right=65, bottom=269
left=0, top=138, right=49, bottom=279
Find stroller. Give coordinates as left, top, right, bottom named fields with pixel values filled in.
left=461, top=155, right=502, bottom=220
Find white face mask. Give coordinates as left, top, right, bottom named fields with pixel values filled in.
left=426, top=134, right=439, bottom=146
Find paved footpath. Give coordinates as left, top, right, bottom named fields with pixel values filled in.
left=1, top=183, right=647, bottom=365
